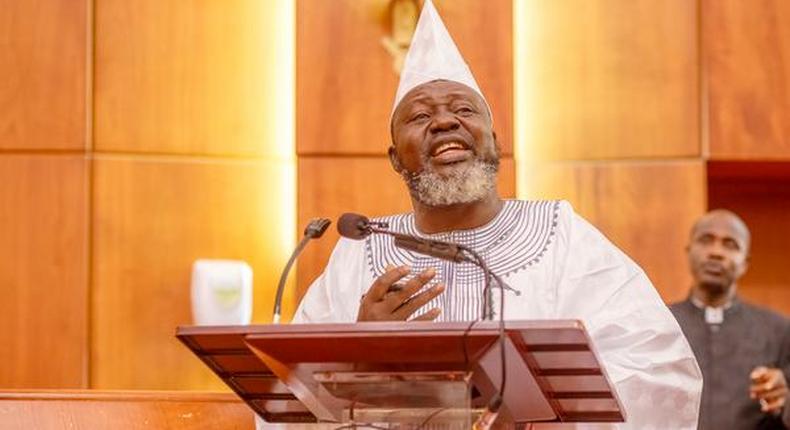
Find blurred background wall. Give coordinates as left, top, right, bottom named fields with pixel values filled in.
left=1, top=0, right=296, bottom=391
left=1, top=0, right=788, bottom=391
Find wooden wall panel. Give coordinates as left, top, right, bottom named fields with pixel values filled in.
left=0, top=391, right=253, bottom=429
left=708, top=177, right=790, bottom=315
left=520, top=160, right=706, bottom=303
left=0, top=155, right=88, bottom=387
left=296, top=156, right=516, bottom=295
left=296, top=0, right=513, bottom=156
left=92, top=157, right=294, bottom=389
left=94, top=1, right=290, bottom=156
left=704, top=0, right=790, bottom=159
left=515, top=0, right=699, bottom=160
left=0, top=0, right=87, bottom=150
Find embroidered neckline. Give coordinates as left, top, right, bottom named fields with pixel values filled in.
left=364, top=200, right=561, bottom=279
left=362, top=200, right=560, bottom=321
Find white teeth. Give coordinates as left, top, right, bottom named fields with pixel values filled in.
left=433, top=142, right=465, bottom=155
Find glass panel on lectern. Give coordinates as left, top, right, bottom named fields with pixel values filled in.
left=314, top=370, right=476, bottom=429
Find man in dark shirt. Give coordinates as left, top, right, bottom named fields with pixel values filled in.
left=671, top=209, right=790, bottom=429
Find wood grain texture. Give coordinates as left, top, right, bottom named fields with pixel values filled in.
left=296, top=0, right=513, bottom=156
left=0, top=155, right=88, bottom=388
left=0, top=0, right=87, bottom=150
left=515, top=0, right=699, bottom=160
left=94, top=1, right=291, bottom=156
left=708, top=174, right=790, bottom=315
left=519, top=160, right=706, bottom=303
left=296, top=156, right=516, bottom=298
left=0, top=390, right=253, bottom=429
left=703, top=0, right=790, bottom=159
left=91, top=156, right=295, bottom=389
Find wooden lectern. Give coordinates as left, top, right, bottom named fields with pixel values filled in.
left=177, top=320, right=624, bottom=428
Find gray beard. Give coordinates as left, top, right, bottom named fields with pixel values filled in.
left=402, top=158, right=499, bottom=207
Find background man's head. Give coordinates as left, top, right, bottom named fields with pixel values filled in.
left=388, top=79, right=500, bottom=207
left=687, top=209, right=751, bottom=297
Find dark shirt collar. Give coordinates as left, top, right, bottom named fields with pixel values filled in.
left=689, top=294, right=737, bottom=311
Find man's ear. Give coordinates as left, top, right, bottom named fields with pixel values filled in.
left=388, top=145, right=403, bottom=173
left=739, top=253, right=751, bottom=278
left=739, top=261, right=749, bottom=278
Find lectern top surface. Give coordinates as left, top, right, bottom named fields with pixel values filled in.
left=176, top=320, right=624, bottom=424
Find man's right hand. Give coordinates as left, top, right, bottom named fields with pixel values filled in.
left=357, top=265, right=445, bottom=321
left=750, top=366, right=788, bottom=414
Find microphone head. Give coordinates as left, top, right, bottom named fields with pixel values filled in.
left=304, top=218, right=331, bottom=238
left=337, top=213, right=371, bottom=240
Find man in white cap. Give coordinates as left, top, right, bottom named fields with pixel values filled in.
left=294, top=1, right=702, bottom=428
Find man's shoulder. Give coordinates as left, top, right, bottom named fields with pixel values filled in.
left=668, top=299, right=696, bottom=318
left=668, top=299, right=692, bottom=310
left=502, top=199, right=567, bottom=218
left=739, top=299, right=789, bottom=327
left=503, top=199, right=574, bottom=227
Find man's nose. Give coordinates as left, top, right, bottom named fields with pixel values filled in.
left=429, top=110, right=460, bottom=133
left=706, top=241, right=726, bottom=259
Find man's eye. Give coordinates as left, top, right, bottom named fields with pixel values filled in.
left=410, top=113, right=429, bottom=122
left=456, top=107, right=474, bottom=114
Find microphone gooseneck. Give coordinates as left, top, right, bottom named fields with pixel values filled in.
left=272, top=218, right=331, bottom=324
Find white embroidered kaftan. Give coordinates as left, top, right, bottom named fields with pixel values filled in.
left=293, top=200, right=702, bottom=429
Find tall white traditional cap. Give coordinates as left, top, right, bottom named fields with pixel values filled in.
left=391, top=0, right=489, bottom=117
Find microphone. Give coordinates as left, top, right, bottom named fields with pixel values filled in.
left=337, top=213, right=473, bottom=263
left=337, top=213, right=374, bottom=240
left=272, top=218, right=331, bottom=323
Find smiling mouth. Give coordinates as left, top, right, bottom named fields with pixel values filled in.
left=429, top=141, right=473, bottom=165
left=431, top=141, right=467, bottom=156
